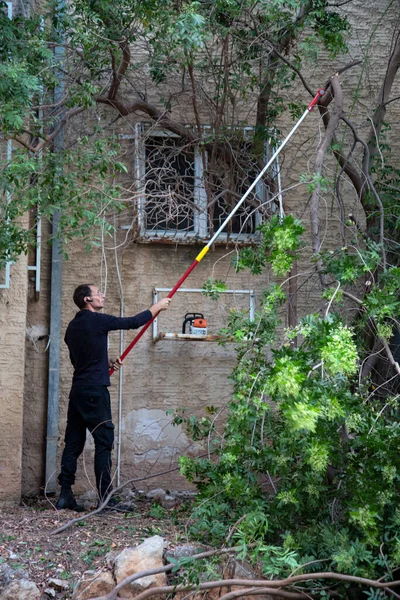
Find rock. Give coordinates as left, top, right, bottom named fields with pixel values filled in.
left=229, top=558, right=258, bottom=579
left=47, top=578, right=70, bottom=591
left=72, top=570, right=114, bottom=600
left=105, top=549, right=119, bottom=570
left=165, top=544, right=204, bottom=561
left=146, top=488, right=180, bottom=509
left=76, top=490, right=98, bottom=510
left=160, top=494, right=180, bottom=509
left=114, top=536, right=166, bottom=598
left=76, top=490, right=97, bottom=504
left=0, top=563, right=16, bottom=587
left=43, top=588, right=56, bottom=598
left=0, top=579, right=40, bottom=600
left=146, top=488, right=166, bottom=501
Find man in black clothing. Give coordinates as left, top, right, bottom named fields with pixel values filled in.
left=56, top=283, right=171, bottom=511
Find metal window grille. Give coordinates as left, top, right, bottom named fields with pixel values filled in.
left=120, top=123, right=281, bottom=243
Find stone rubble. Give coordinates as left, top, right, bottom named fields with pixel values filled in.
left=0, top=578, right=41, bottom=600
left=113, top=535, right=166, bottom=598
left=72, top=570, right=114, bottom=600
left=0, top=535, right=279, bottom=600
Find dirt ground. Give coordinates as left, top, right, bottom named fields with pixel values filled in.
left=0, top=495, right=192, bottom=598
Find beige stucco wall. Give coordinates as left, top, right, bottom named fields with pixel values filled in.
left=55, top=242, right=269, bottom=494
left=9, top=0, right=400, bottom=500
left=21, top=225, right=52, bottom=496
left=0, top=252, right=28, bottom=502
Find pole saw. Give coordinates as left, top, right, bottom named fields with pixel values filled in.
left=110, top=87, right=325, bottom=376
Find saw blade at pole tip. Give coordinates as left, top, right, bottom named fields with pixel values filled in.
left=307, top=88, right=325, bottom=111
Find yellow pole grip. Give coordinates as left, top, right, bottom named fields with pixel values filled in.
left=195, top=246, right=210, bottom=262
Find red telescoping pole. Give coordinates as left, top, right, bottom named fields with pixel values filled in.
left=110, top=88, right=325, bottom=376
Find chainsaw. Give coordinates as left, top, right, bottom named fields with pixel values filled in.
left=182, top=313, right=208, bottom=336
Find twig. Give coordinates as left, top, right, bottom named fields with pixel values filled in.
left=341, top=115, right=387, bottom=270
left=51, top=464, right=183, bottom=534
left=218, top=587, right=304, bottom=599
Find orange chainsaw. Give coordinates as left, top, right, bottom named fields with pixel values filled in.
left=182, top=313, right=208, bottom=335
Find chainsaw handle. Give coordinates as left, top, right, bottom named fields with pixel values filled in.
left=183, top=312, right=204, bottom=320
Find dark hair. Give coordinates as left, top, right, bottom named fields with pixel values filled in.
left=73, top=284, right=94, bottom=309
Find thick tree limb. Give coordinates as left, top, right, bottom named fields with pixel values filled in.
left=96, top=96, right=197, bottom=142
left=310, top=74, right=343, bottom=285
left=109, top=41, right=131, bottom=100
left=254, top=0, right=314, bottom=154
left=366, top=29, right=400, bottom=160
left=340, top=115, right=387, bottom=268
left=317, top=82, right=363, bottom=200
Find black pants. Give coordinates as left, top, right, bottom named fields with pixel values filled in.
left=58, top=385, right=115, bottom=500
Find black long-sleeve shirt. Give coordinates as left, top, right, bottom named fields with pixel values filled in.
left=64, top=309, right=152, bottom=387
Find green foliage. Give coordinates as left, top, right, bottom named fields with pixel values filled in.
left=178, top=217, right=400, bottom=595
left=0, top=136, right=124, bottom=267
left=321, top=241, right=382, bottom=284
left=0, top=0, right=352, bottom=264
left=147, top=503, right=166, bottom=519
left=234, top=215, right=305, bottom=276
left=202, top=278, right=227, bottom=301
left=300, top=172, right=332, bottom=193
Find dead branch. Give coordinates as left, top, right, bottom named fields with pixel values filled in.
left=88, top=546, right=256, bottom=600
left=89, top=571, right=400, bottom=600
left=50, top=463, right=184, bottom=534
left=310, top=74, right=343, bottom=285
left=209, top=588, right=305, bottom=599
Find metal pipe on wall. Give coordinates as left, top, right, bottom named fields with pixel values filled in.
left=45, top=0, right=65, bottom=494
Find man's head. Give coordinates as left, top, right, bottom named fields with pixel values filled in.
left=73, top=284, right=105, bottom=311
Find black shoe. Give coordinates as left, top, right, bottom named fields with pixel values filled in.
left=56, top=488, right=85, bottom=512
left=97, top=496, right=134, bottom=513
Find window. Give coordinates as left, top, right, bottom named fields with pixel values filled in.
left=121, top=123, right=282, bottom=243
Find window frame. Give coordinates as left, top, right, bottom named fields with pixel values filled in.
left=122, top=122, right=281, bottom=243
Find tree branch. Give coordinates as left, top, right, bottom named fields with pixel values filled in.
left=366, top=29, right=400, bottom=159
left=95, top=97, right=197, bottom=142
left=89, top=571, right=400, bottom=600
left=340, top=115, right=387, bottom=269
left=13, top=106, right=85, bottom=154
left=109, top=41, right=131, bottom=100
left=310, top=74, right=343, bottom=285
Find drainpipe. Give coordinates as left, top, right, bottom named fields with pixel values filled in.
left=45, top=0, right=65, bottom=494
left=45, top=213, right=63, bottom=493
